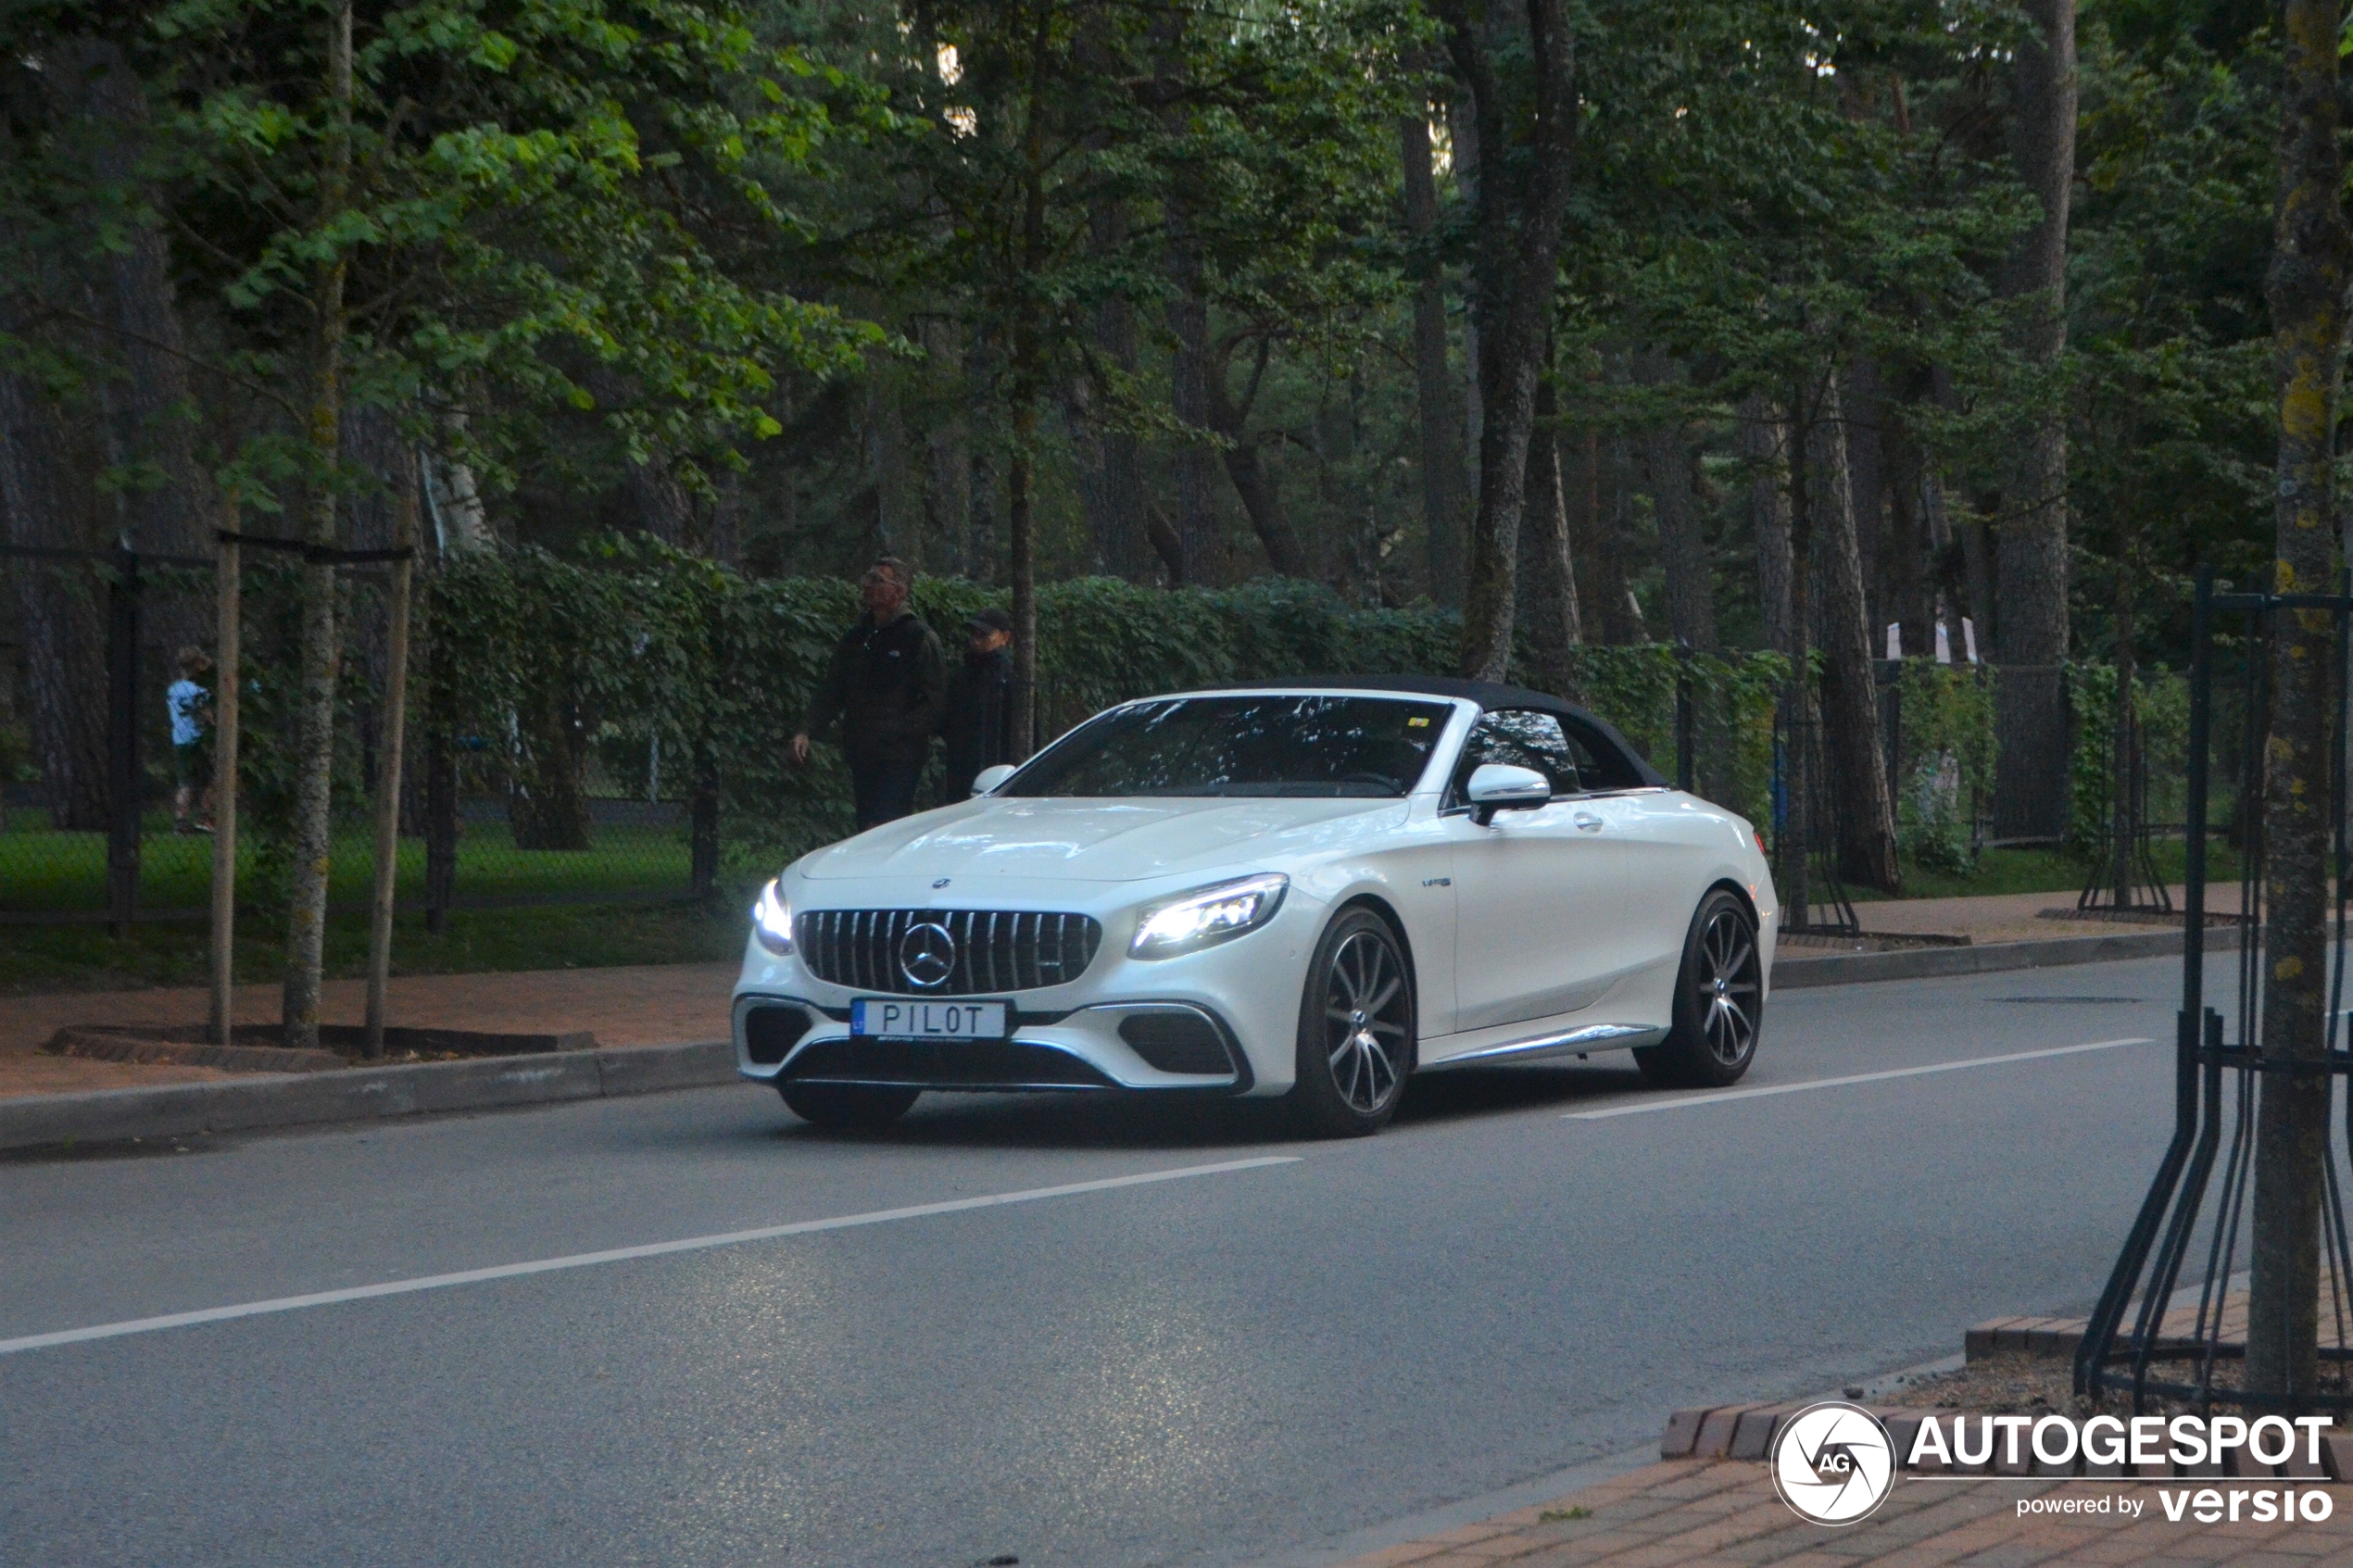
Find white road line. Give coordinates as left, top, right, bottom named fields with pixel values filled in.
left=1562, top=1037, right=2157, bottom=1121
left=0, top=1154, right=1302, bottom=1358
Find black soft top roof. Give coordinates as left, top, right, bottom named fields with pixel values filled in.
left=1196, top=675, right=1668, bottom=789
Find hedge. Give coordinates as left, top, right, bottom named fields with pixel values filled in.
left=408, top=540, right=1791, bottom=879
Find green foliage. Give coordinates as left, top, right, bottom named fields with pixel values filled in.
left=374, top=543, right=1795, bottom=879
left=2067, top=661, right=2193, bottom=855
left=1894, top=661, right=1997, bottom=873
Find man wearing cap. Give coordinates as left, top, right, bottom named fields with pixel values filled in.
left=941, top=606, right=1016, bottom=802
left=791, top=557, right=948, bottom=829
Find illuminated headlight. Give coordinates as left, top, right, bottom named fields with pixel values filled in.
left=751, top=878, right=794, bottom=956
left=1130, top=873, right=1288, bottom=960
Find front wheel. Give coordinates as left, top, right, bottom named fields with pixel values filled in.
left=1633, top=890, right=1763, bottom=1088
left=778, top=1081, right=920, bottom=1131
left=1290, top=908, right=1415, bottom=1137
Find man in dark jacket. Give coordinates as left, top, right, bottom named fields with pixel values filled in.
left=941, top=607, right=1015, bottom=801
left=790, top=558, right=947, bottom=829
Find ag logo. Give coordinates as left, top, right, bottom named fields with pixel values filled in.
left=1769, top=1401, right=1894, bottom=1525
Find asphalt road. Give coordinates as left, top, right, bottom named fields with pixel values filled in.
left=1, top=956, right=2204, bottom=1568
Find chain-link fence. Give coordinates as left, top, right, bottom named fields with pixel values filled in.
left=1, top=545, right=698, bottom=927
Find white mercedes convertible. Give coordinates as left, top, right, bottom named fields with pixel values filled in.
left=733, top=677, right=1777, bottom=1135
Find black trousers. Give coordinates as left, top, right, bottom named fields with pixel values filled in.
left=848, top=753, right=924, bottom=830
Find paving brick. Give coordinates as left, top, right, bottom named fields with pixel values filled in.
left=1967, top=1319, right=2029, bottom=1361
left=1732, top=1408, right=1793, bottom=1462
left=1665, top=1407, right=1718, bottom=1458
left=1697, top=1405, right=1770, bottom=1459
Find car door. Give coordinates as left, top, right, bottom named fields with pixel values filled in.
left=1439, top=709, right=1629, bottom=1037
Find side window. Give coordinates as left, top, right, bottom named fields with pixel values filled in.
left=1560, top=718, right=1645, bottom=791
left=1449, top=709, right=1582, bottom=803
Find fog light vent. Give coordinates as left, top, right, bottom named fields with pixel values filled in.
left=1117, top=1010, right=1231, bottom=1075
left=744, top=1005, right=812, bottom=1066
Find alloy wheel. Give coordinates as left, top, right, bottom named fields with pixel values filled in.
left=1322, top=928, right=1409, bottom=1114
left=1694, top=906, right=1760, bottom=1067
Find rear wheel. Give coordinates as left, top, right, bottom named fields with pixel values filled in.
left=1290, top=908, right=1414, bottom=1137
left=778, top=1081, right=920, bottom=1131
left=1633, top=890, right=1763, bottom=1088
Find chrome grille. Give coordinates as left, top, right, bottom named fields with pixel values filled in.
left=793, top=909, right=1102, bottom=995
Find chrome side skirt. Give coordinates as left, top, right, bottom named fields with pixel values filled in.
left=1420, top=1022, right=1666, bottom=1070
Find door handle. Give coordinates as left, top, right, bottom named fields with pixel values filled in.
left=1573, top=812, right=1604, bottom=833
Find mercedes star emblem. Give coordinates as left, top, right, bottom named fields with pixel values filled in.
left=899, top=922, right=957, bottom=989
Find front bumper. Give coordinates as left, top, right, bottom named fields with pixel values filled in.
left=730, top=888, right=1321, bottom=1096
left=732, top=993, right=1257, bottom=1093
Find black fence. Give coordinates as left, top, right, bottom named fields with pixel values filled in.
left=1, top=544, right=698, bottom=928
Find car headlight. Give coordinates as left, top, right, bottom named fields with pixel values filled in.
left=1130, top=873, right=1288, bottom=960
left=751, top=878, right=794, bottom=956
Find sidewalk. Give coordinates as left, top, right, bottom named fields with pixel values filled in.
left=0, top=883, right=2196, bottom=1101
left=1339, top=1457, right=2353, bottom=1567
left=0, top=961, right=737, bottom=1098
left=1858, top=885, right=2208, bottom=947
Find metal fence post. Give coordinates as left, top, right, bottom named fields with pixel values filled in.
left=106, top=539, right=142, bottom=937
left=210, top=532, right=241, bottom=1044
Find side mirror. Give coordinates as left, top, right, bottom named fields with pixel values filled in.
left=1466, top=762, right=1551, bottom=826
left=971, top=763, right=1018, bottom=796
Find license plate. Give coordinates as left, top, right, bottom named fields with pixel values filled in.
left=849, top=998, right=1009, bottom=1040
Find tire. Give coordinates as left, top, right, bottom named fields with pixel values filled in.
left=1290, top=907, right=1415, bottom=1137
left=777, top=1081, right=920, bottom=1131
left=1634, top=889, right=1764, bottom=1088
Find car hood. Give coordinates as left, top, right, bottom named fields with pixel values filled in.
left=797, top=796, right=1405, bottom=884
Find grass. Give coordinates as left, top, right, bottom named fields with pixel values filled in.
left=1845, top=840, right=2245, bottom=903
left=0, top=898, right=749, bottom=995
left=0, top=809, right=687, bottom=913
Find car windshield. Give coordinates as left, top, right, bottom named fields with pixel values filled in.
left=1004, top=695, right=1455, bottom=798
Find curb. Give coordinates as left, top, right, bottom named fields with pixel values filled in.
left=0, top=923, right=2231, bottom=1153
left=0, top=1038, right=736, bottom=1153
left=1774, top=922, right=2242, bottom=989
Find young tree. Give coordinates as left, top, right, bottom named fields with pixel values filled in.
left=2246, top=0, right=2350, bottom=1410
left=78, top=0, right=874, bottom=1045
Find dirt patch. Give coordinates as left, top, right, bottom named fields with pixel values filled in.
left=44, top=1022, right=598, bottom=1073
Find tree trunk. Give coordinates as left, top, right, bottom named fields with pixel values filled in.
left=1780, top=385, right=1818, bottom=929
left=1993, top=0, right=2077, bottom=834
left=1803, top=377, right=1901, bottom=893
left=1086, top=191, right=1149, bottom=580
left=54, top=40, right=208, bottom=566
left=1401, top=110, right=1466, bottom=607
left=2247, top=0, right=2351, bottom=1409
left=1842, top=361, right=1889, bottom=636
left=966, top=330, right=999, bottom=584
left=0, top=363, right=109, bottom=830
left=1447, top=0, right=1579, bottom=680
left=1165, top=200, right=1221, bottom=585
left=283, top=0, right=353, bottom=1054
left=1742, top=397, right=1795, bottom=662
left=1584, top=431, right=1649, bottom=644
left=1640, top=358, right=1717, bottom=649
left=2108, top=574, right=2137, bottom=906
left=923, top=322, right=972, bottom=577
left=1008, top=12, right=1048, bottom=755
left=1207, top=339, right=1311, bottom=577
left=1517, top=372, right=1581, bottom=696
left=1879, top=389, right=1934, bottom=659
